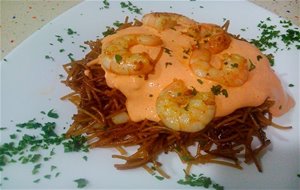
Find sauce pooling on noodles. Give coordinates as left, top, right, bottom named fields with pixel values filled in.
left=98, top=25, right=294, bottom=122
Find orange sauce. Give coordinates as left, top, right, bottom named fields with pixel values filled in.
left=99, top=26, right=295, bottom=122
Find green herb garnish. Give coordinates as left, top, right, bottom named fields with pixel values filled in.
left=165, top=62, right=173, bottom=68
left=197, top=79, right=203, bottom=84
left=163, top=47, right=172, bottom=55
left=68, top=53, right=75, bottom=62
left=211, top=85, right=228, bottom=98
left=67, top=28, right=77, bottom=35
left=102, top=27, right=116, bottom=37
left=55, top=172, right=60, bottom=178
left=155, top=175, right=164, bottom=181
left=288, top=84, right=294, bottom=87
left=230, top=63, right=238, bottom=68
left=63, top=135, right=89, bottom=152
left=120, top=1, right=142, bottom=14
left=74, top=178, right=88, bottom=188
left=9, top=134, right=17, bottom=139
left=191, top=87, right=198, bottom=96
left=55, top=35, right=63, bottom=43
left=83, top=156, right=88, bottom=161
left=47, top=109, right=59, bottom=119
left=102, top=0, right=110, bottom=9
left=256, top=55, right=263, bottom=61
left=177, top=171, right=223, bottom=190
left=33, top=179, right=40, bottom=183
left=115, top=54, right=123, bottom=64
left=32, top=163, right=41, bottom=175
left=45, top=55, right=54, bottom=61
left=266, top=53, right=274, bottom=66
left=51, top=165, right=57, bottom=171
left=249, top=59, right=256, bottom=71
left=44, top=174, right=51, bottom=179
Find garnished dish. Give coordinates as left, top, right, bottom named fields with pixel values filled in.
left=62, top=12, right=295, bottom=177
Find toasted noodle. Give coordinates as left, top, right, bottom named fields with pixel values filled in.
left=62, top=19, right=291, bottom=175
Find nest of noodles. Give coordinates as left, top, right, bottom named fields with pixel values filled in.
left=61, top=19, right=290, bottom=177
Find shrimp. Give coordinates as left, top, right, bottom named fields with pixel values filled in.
left=156, top=80, right=216, bottom=132
left=142, top=12, right=197, bottom=31
left=188, top=24, right=231, bottom=54
left=190, top=49, right=249, bottom=87
left=101, top=34, right=162, bottom=75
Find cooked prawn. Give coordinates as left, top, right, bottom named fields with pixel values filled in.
left=100, top=34, right=162, bottom=75
left=190, top=49, right=249, bottom=87
left=156, top=80, right=216, bottom=132
left=142, top=12, right=197, bottom=31
left=188, top=24, right=231, bottom=54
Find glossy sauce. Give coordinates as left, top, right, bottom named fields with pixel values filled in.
left=99, top=26, right=295, bottom=122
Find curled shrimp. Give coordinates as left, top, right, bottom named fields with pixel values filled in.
left=188, top=24, right=231, bottom=54
left=190, top=49, right=249, bottom=87
left=101, top=34, right=162, bottom=75
left=142, top=12, right=197, bottom=31
left=156, top=80, right=216, bottom=132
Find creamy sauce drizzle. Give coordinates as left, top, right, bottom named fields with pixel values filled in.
left=99, top=26, right=295, bottom=122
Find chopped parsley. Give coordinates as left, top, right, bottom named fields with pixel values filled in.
left=74, top=178, right=88, bottom=188
left=44, top=174, right=51, bottom=179
left=230, top=63, right=238, bottom=68
left=16, top=119, right=42, bottom=129
left=266, top=54, right=274, bottom=66
left=191, top=86, right=198, bottom=96
left=288, top=84, right=294, bottom=87
left=155, top=175, right=164, bottom=181
left=115, top=54, right=123, bottom=64
left=67, top=28, right=77, bottom=35
left=82, top=156, right=88, bottom=161
left=183, top=48, right=191, bottom=55
left=102, top=27, right=116, bottom=37
left=33, top=179, right=40, bottom=183
left=68, top=53, right=75, bottom=62
left=256, top=55, right=263, bottom=61
left=55, top=172, right=60, bottom=177
left=120, top=1, right=142, bottom=14
left=165, top=62, right=173, bottom=68
left=163, top=47, right=172, bottom=56
left=101, top=0, right=110, bottom=9
left=9, top=134, right=17, bottom=139
left=113, top=20, right=123, bottom=27
left=55, top=35, right=63, bottom=43
left=51, top=165, right=57, bottom=171
left=45, top=55, right=54, bottom=61
left=30, top=154, right=42, bottom=163
left=211, top=85, right=228, bottom=98
left=63, top=135, right=89, bottom=152
left=197, top=79, right=203, bottom=84
left=32, top=164, right=41, bottom=175
left=241, top=28, right=246, bottom=31
left=47, top=109, right=59, bottom=119
left=79, top=45, right=87, bottom=51
left=248, top=59, right=256, bottom=71
left=250, top=18, right=300, bottom=52
left=184, top=104, right=189, bottom=111
left=59, top=49, right=65, bottom=53
left=177, top=171, right=224, bottom=190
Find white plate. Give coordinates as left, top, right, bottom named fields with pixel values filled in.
left=1, top=0, right=299, bottom=189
